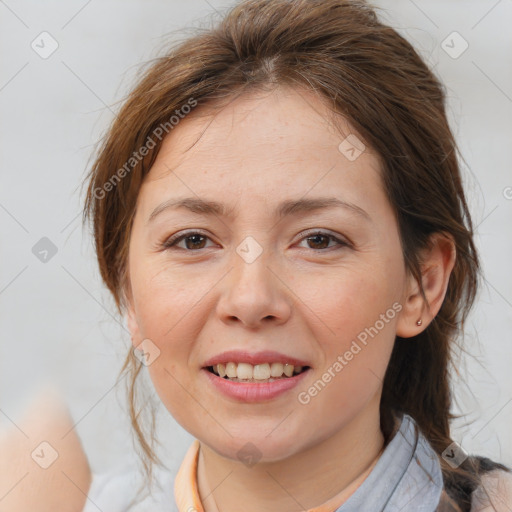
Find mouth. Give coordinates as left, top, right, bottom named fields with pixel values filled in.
left=201, top=362, right=312, bottom=402
left=205, top=362, right=311, bottom=383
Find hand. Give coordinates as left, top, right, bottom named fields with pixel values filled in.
left=0, top=385, right=92, bottom=512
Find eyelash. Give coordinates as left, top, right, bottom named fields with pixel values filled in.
left=161, top=230, right=350, bottom=252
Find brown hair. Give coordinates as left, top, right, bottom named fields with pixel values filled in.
left=81, top=0, right=510, bottom=509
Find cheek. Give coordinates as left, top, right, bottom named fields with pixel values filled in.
left=128, top=269, right=190, bottom=373
left=130, top=262, right=216, bottom=390
left=294, top=259, right=401, bottom=395
left=302, top=263, right=399, bottom=341
left=296, top=287, right=397, bottom=420
left=130, top=259, right=205, bottom=339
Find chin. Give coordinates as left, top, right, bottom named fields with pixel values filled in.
left=203, top=432, right=306, bottom=465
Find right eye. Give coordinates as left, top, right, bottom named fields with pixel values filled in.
left=162, top=231, right=215, bottom=251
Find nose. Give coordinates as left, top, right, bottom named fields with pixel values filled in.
left=215, top=242, right=292, bottom=329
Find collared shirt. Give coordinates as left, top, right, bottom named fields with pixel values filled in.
left=174, top=412, right=443, bottom=512
left=82, top=412, right=454, bottom=512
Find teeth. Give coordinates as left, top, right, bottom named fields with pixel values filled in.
left=270, top=362, right=284, bottom=377
left=211, top=362, right=305, bottom=380
left=283, top=364, right=294, bottom=377
left=253, top=363, right=271, bottom=380
left=226, top=362, right=237, bottom=378
left=237, top=363, right=253, bottom=380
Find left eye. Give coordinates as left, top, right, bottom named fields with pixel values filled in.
left=162, top=231, right=348, bottom=251
left=297, top=232, right=348, bottom=251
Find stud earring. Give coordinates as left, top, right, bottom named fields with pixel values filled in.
left=416, top=319, right=422, bottom=326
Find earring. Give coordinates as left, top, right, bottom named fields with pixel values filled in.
left=416, top=319, right=422, bottom=326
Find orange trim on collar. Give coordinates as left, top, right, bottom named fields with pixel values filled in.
left=174, top=439, right=204, bottom=512
left=174, top=439, right=379, bottom=512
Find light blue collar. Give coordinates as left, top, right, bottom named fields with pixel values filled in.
left=335, top=413, right=443, bottom=512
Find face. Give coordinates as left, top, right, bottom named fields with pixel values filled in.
left=125, top=85, right=409, bottom=462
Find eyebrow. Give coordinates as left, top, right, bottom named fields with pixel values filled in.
left=147, top=196, right=371, bottom=224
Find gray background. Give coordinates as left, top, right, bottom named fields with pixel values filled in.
left=1, top=0, right=511, bottom=478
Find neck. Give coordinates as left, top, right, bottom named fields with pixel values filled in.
left=196, top=400, right=387, bottom=512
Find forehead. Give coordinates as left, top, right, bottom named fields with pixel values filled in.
left=139, top=85, right=384, bottom=216
left=153, top=86, right=365, bottom=167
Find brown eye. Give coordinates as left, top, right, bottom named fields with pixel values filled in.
left=163, top=231, right=213, bottom=251
left=162, top=230, right=349, bottom=252
left=298, top=231, right=348, bottom=251
left=305, top=234, right=331, bottom=250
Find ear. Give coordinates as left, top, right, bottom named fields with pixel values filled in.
left=124, top=283, right=141, bottom=350
left=396, top=232, right=456, bottom=338
left=126, top=302, right=141, bottom=350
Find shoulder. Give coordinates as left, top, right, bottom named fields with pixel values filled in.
left=470, top=468, right=512, bottom=512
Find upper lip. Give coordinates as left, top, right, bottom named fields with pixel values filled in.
left=202, top=350, right=311, bottom=368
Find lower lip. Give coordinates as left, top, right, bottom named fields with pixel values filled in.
left=201, top=367, right=311, bottom=403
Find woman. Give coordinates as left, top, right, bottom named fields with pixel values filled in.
left=47, top=0, right=512, bottom=510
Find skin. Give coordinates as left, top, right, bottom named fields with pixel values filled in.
left=126, top=85, right=455, bottom=512
left=0, top=386, right=91, bottom=512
